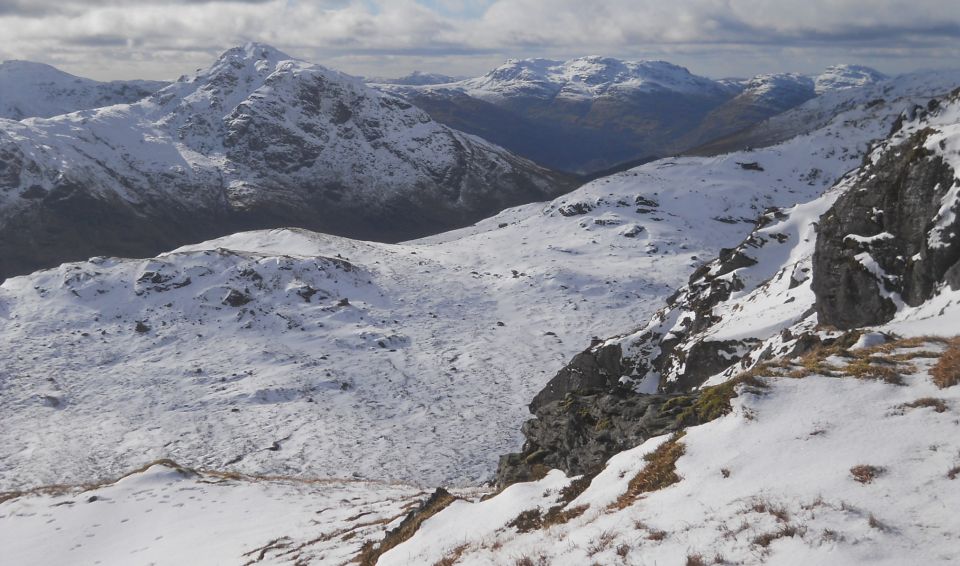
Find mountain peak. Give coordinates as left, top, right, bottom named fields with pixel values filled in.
left=465, top=55, right=724, bottom=101
left=815, top=64, right=887, bottom=94
left=212, top=42, right=295, bottom=68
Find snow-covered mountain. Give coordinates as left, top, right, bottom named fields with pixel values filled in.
left=374, top=59, right=887, bottom=173
left=373, top=71, right=462, bottom=86
left=692, top=66, right=938, bottom=156
left=815, top=63, right=888, bottom=94
left=0, top=60, right=166, bottom=119
left=680, top=73, right=817, bottom=147
left=373, top=56, right=738, bottom=173
left=455, top=56, right=732, bottom=101
left=0, top=43, right=574, bottom=281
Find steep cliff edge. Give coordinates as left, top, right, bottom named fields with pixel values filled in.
left=814, top=94, right=960, bottom=328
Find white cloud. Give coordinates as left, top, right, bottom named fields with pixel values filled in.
left=0, top=0, right=957, bottom=80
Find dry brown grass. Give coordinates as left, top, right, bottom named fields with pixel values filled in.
left=432, top=544, right=469, bottom=566
left=673, top=374, right=768, bottom=426
left=947, top=466, right=960, bottom=480
left=646, top=529, right=668, bottom=541
left=586, top=529, right=617, bottom=556
left=507, top=509, right=544, bottom=533
left=850, top=465, right=885, bottom=484
left=776, top=333, right=960, bottom=384
left=356, top=488, right=457, bottom=566
left=931, top=339, right=960, bottom=388
left=752, top=525, right=801, bottom=548
left=900, top=397, right=949, bottom=413
left=514, top=555, right=549, bottom=566
left=613, top=432, right=686, bottom=509
left=686, top=553, right=708, bottom=566
left=0, top=459, right=196, bottom=505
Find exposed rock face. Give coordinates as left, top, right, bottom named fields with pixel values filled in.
left=496, top=388, right=690, bottom=486
left=0, top=43, right=575, bottom=280
left=529, top=343, right=623, bottom=412
left=814, top=100, right=960, bottom=329
left=543, top=210, right=785, bottom=400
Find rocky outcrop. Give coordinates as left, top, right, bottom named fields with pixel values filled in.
left=496, top=388, right=691, bottom=486
left=814, top=99, right=960, bottom=329
left=529, top=343, right=623, bottom=411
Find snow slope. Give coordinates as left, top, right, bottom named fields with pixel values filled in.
left=0, top=60, right=165, bottom=120
left=0, top=74, right=933, bottom=492
left=378, top=339, right=960, bottom=565
left=0, top=461, right=425, bottom=565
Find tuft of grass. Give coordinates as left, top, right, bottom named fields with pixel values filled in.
left=932, top=339, right=960, bottom=389
left=514, top=554, right=548, bottom=566
left=947, top=466, right=960, bottom=480
left=850, top=465, right=885, bottom=484
left=752, top=525, right=801, bottom=548
left=586, top=529, right=617, bottom=556
left=675, top=374, right=768, bottom=426
left=647, top=529, right=668, bottom=541
left=748, top=499, right=790, bottom=522
left=557, top=474, right=594, bottom=505
left=432, top=544, right=469, bottom=566
left=900, top=397, right=949, bottom=413
left=508, top=509, right=543, bottom=533
left=843, top=357, right=903, bottom=385
left=613, top=432, right=686, bottom=509
left=543, top=504, right=588, bottom=527
left=686, top=553, right=708, bottom=566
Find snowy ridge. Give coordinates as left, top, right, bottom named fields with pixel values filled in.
left=703, top=68, right=960, bottom=154
left=815, top=64, right=887, bottom=94
left=0, top=60, right=165, bottom=120
left=454, top=56, right=731, bottom=101
left=738, top=73, right=814, bottom=106
left=372, top=71, right=462, bottom=86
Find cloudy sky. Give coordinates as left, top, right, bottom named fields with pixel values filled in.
left=1, top=0, right=958, bottom=81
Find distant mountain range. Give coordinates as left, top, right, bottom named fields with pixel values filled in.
left=0, top=44, right=574, bottom=280
left=0, top=60, right=166, bottom=119
left=373, top=61, right=887, bottom=173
